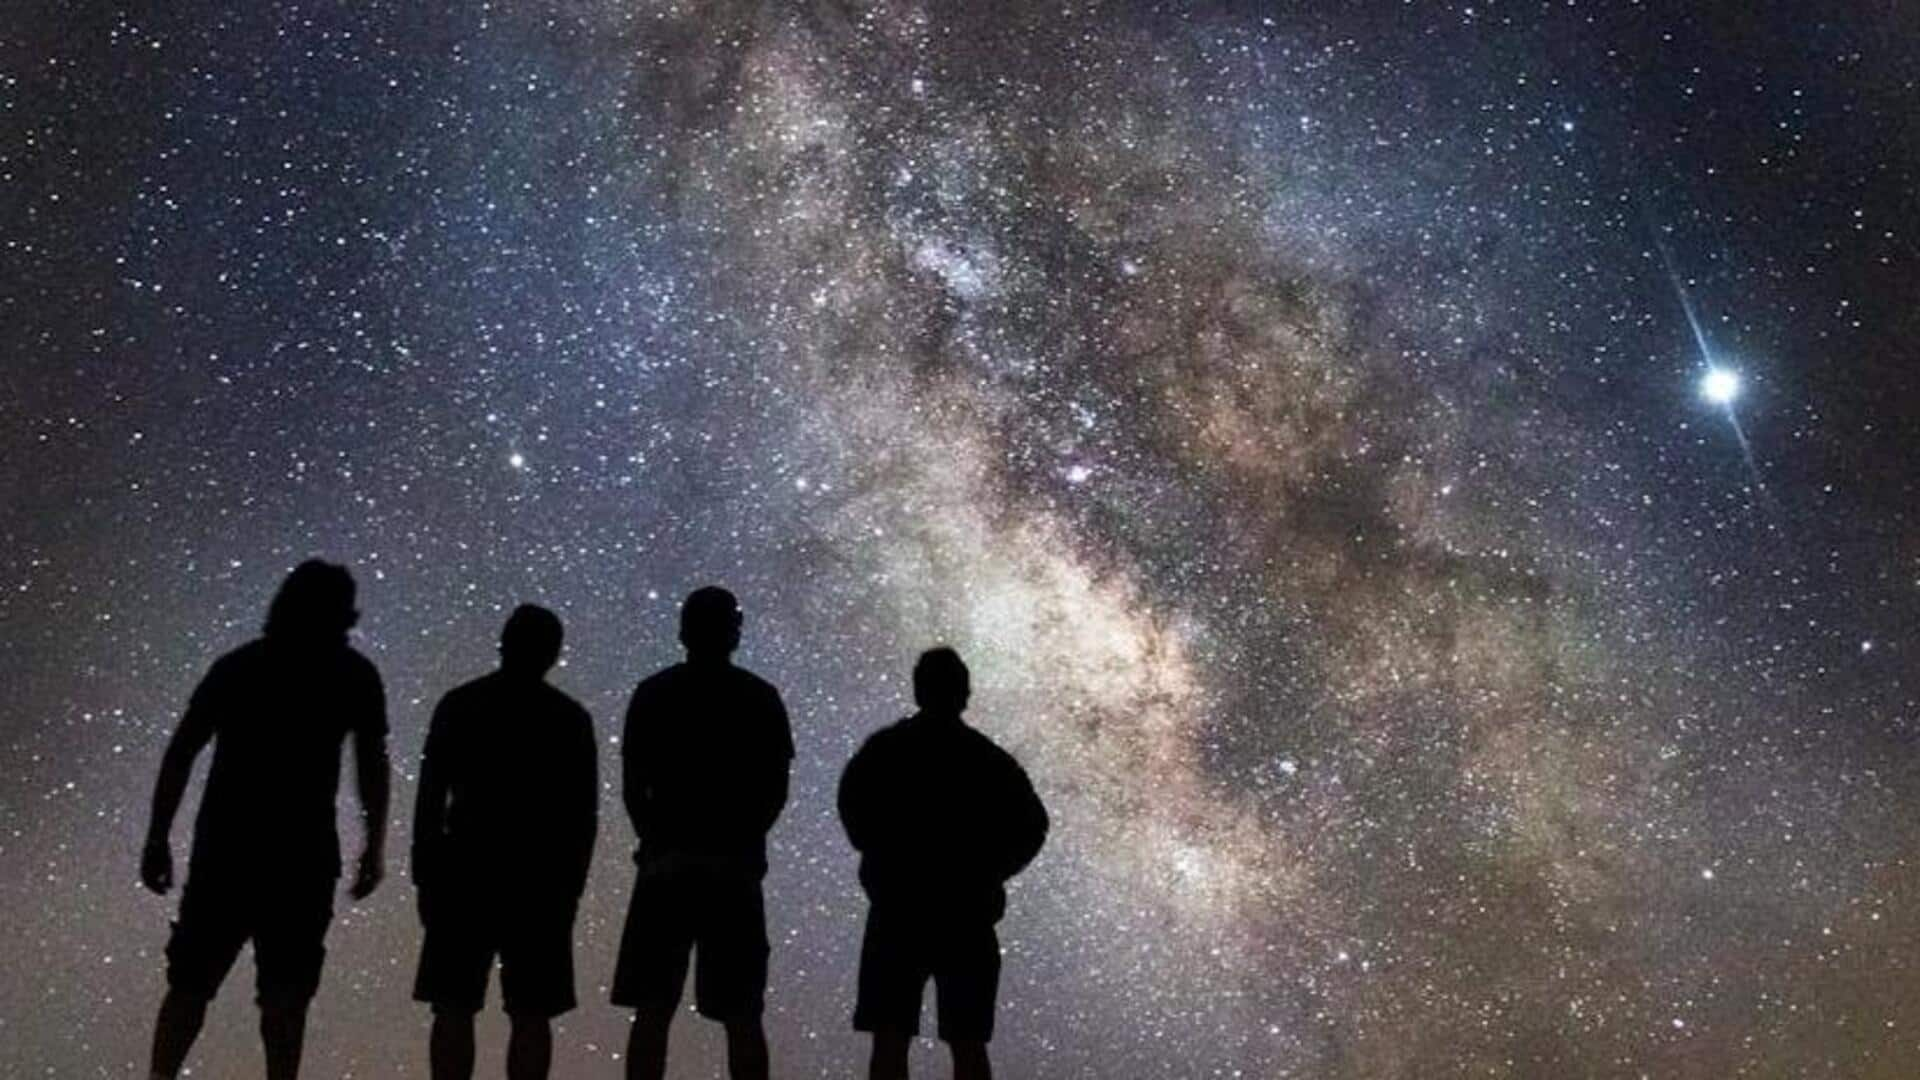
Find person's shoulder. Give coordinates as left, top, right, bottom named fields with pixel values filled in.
left=440, top=670, right=497, bottom=704
left=209, top=638, right=267, bottom=673
left=962, top=723, right=1026, bottom=769
left=337, top=644, right=385, bottom=686
left=538, top=680, right=593, bottom=723
left=859, top=716, right=916, bottom=752
left=726, top=663, right=783, bottom=698
left=632, top=662, right=686, bottom=696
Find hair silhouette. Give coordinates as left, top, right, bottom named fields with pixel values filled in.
left=912, top=647, right=970, bottom=713
left=500, top=603, right=564, bottom=674
left=678, top=585, right=742, bottom=658
left=142, top=560, right=390, bottom=1080
left=262, top=559, right=359, bottom=641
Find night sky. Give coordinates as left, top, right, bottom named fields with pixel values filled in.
left=5, top=2, right=1919, bottom=1076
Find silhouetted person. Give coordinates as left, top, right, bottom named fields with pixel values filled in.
left=411, top=604, right=598, bottom=1080
left=139, top=559, right=391, bottom=1080
left=838, top=648, right=1049, bottom=1080
left=612, top=586, right=793, bottom=1080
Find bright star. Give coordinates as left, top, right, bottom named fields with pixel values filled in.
left=508, top=452, right=526, bottom=470
left=1700, top=368, right=1741, bottom=405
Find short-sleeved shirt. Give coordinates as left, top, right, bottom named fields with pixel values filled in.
left=183, top=636, right=388, bottom=883
left=622, top=660, right=793, bottom=877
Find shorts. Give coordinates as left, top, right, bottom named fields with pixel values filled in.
left=414, top=896, right=579, bottom=1017
left=853, top=907, right=1000, bottom=1044
left=165, top=876, right=334, bottom=1007
left=611, top=869, right=768, bottom=1021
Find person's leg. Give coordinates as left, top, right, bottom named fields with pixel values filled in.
left=868, top=1032, right=912, bottom=1080
left=149, top=989, right=210, bottom=1079
left=854, top=906, right=927, bottom=1080
left=625, top=1007, right=673, bottom=1080
left=498, top=897, right=574, bottom=1080
left=416, top=884, right=499, bottom=1080
left=932, top=924, right=999, bottom=1080
left=253, top=883, right=334, bottom=1080
left=695, top=880, right=771, bottom=1080
left=155, top=880, right=248, bottom=1079
left=506, top=1013, right=553, bottom=1080
left=723, top=1018, right=770, bottom=1080
left=429, top=1007, right=478, bottom=1080
left=613, top=875, right=691, bottom=1080
left=949, top=1041, right=991, bottom=1080
left=259, top=1000, right=310, bottom=1080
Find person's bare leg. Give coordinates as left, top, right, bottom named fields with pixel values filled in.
left=868, top=1032, right=911, bottom=1080
left=429, top=1008, right=477, bottom=1080
left=149, top=989, right=209, bottom=1079
left=259, top=1001, right=310, bottom=1080
left=723, top=1018, right=769, bottom=1080
left=950, top=1041, right=991, bottom=1080
left=506, top=1014, right=553, bottom=1080
left=625, top=1008, right=671, bottom=1080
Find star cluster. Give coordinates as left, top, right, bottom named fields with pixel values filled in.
left=4, top=2, right=1918, bottom=1076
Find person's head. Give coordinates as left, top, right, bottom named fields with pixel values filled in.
left=679, top=585, right=742, bottom=660
left=499, top=603, right=564, bottom=676
left=263, top=559, right=358, bottom=642
left=913, top=646, right=971, bottom=716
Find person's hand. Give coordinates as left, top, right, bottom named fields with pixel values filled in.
left=140, top=840, right=174, bottom=895
left=348, top=848, right=383, bottom=901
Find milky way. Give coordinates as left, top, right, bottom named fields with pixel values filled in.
left=5, top=3, right=1919, bottom=1076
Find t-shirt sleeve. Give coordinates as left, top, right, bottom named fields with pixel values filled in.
left=836, top=733, right=878, bottom=852
left=176, top=654, right=234, bottom=746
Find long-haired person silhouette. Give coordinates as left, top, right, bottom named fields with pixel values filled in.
left=139, top=560, right=391, bottom=1080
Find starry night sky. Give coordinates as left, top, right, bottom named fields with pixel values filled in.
left=5, top=2, right=1919, bottom=1076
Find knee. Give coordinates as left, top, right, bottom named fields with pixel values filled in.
left=160, top=987, right=212, bottom=1014
left=507, top=1012, right=553, bottom=1035
left=256, top=994, right=312, bottom=1019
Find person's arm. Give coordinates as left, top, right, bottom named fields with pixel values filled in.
left=751, top=688, right=793, bottom=836
left=349, top=666, right=391, bottom=900
left=836, top=735, right=877, bottom=854
left=410, top=695, right=454, bottom=904
left=140, top=664, right=223, bottom=894
left=996, top=754, right=1049, bottom=882
left=564, top=704, right=599, bottom=899
left=621, top=684, right=651, bottom=844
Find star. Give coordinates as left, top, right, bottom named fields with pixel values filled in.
left=1700, top=367, right=1741, bottom=405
